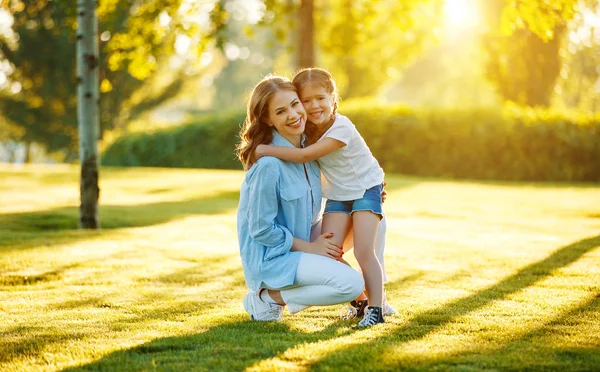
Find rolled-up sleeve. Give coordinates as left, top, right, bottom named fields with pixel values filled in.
left=247, top=160, right=294, bottom=260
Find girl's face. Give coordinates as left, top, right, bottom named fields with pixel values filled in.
left=267, top=89, right=307, bottom=146
left=299, top=83, right=335, bottom=127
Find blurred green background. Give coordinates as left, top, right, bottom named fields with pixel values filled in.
left=0, top=0, right=599, bottom=181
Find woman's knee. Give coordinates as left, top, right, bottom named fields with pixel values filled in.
left=338, top=269, right=364, bottom=301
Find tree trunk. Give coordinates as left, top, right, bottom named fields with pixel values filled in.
left=76, top=0, right=100, bottom=229
left=297, top=0, right=315, bottom=69
left=23, top=142, right=30, bottom=163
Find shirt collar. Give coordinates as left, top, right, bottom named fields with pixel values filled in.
left=271, top=130, right=307, bottom=148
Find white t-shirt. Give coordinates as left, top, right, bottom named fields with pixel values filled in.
left=317, top=114, right=384, bottom=201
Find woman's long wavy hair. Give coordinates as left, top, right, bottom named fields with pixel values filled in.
left=236, top=75, right=316, bottom=170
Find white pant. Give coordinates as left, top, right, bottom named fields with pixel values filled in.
left=310, top=212, right=388, bottom=282
left=268, top=253, right=364, bottom=313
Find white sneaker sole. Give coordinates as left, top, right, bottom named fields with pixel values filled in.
left=243, top=294, right=256, bottom=320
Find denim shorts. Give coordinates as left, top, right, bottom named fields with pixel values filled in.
left=324, top=183, right=383, bottom=218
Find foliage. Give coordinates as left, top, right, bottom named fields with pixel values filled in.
left=1, top=165, right=600, bottom=371
left=0, top=0, right=225, bottom=157
left=344, top=102, right=600, bottom=182
left=101, top=110, right=245, bottom=169
left=380, top=33, right=499, bottom=108
left=102, top=104, right=600, bottom=182
left=212, top=11, right=280, bottom=109
left=320, top=0, right=443, bottom=98
left=0, top=1, right=77, bottom=154
left=554, top=1, right=600, bottom=111
left=480, top=0, right=579, bottom=106
left=482, top=27, right=564, bottom=107
left=499, top=0, right=577, bottom=41
left=260, top=0, right=443, bottom=98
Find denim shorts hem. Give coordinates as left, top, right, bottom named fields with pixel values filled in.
left=323, top=208, right=383, bottom=219
left=323, top=184, right=383, bottom=219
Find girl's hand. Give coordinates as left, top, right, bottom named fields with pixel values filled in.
left=311, top=232, right=343, bottom=260
left=381, top=181, right=387, bottom=203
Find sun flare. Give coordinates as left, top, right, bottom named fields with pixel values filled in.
left=443, top=0, right=479, bottom=28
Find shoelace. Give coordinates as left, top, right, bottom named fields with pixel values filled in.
left=341, top=306, right=358, bottom=320
left=358, top=307, right=380, bottom=326
left=263, top=303, right=282, bottom=319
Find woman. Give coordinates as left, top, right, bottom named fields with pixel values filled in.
left=236, top=75, right=365, bottom=321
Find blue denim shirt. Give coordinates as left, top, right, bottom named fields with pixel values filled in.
left=237, top=130, right=322, bottom=292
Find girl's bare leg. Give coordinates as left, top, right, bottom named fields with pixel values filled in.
left=321, top=212, right=352, bottom=255
left=351, top=211, right=383, bottom=307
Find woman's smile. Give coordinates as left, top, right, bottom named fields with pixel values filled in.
left=288, top=117, right=303, bottom=129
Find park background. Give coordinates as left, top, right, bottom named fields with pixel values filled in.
left=1, top=0, right=599, bottom=371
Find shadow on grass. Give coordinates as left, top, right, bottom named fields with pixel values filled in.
left=59, top=233, right=600, bottom=370
left=0, top=249, right=249, bottom=367
left=146, top=253, right=246, bottom=289
left=0, top=263, right=81, bottom=285
left=62, top=320, right=357, bottom=371
left=384, top=272, right=426, bottom=293
left=6, top=233, right=597, bottom=370
left=307, top=234, right=600, bottom=370
left=0, top=190, right=240, bottom=252
left=0, top=328, right=87, bottom=365
left=404, top=293, right=600, bottom=370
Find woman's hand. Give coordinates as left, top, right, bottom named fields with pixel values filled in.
left=311, top=232, right=343, bottom=260
left=381, top=181, right=387, bottom=203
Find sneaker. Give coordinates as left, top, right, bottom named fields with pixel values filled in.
left=243, top=291, right=284, bottom=321
left=340, top=299, right=368, bottom=320
left=382, top=300, right=398, bottom=316
left=358, top=306, right=385, bottom=327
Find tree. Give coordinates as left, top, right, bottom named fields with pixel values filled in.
left=480, top=0, right=578, bottom=106
left=77, top=0, right=100, bottom=229
left=554, top=0, right=600, bottom=111
left=0, top=0, right=229, bottom=229
left=0, top=1, right=79, bottom=156
left=297, top=0, right=314, bottom=68
left=260, top=0, right=442, bottom=98
left=482, top=27, right=565, bottom=106
left=0, top=0, right=227, bottom=157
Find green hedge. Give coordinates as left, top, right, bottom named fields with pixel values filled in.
left=102, top=111, right=245, bottom=170
left=102, top=104, right=600, bottom=182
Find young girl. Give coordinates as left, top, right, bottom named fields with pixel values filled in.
left=255, top=68, right=387, bottom=327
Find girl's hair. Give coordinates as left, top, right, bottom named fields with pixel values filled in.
left=292, top=67, right=339, bottom=117
left=236, top=75, right=316, bottom=170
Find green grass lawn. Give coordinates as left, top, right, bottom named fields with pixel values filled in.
left=1, top=164, right=599, bottom=371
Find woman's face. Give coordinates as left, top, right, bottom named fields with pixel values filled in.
left=299, top=83, right=334, bottom=127
left=267, top=89, right=307, bottom=146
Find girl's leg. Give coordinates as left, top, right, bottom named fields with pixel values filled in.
left=279, top=253, right=364, bottom=311
left=376, top=213, right=387, bottom=283
left=321, top=212, right=352, bottom=250
left=352, top=211, right=383, bottom=307
left=342, top=216, right=386, bottom=280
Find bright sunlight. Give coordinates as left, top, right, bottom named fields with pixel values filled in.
left=443, top=0, right=480, bottom=28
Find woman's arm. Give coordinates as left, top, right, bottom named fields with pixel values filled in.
left=246, top=159, right=341, bottom=260
left=256, top=138, right=344, bottom=163
left=246, top=160, right=295, bottom=259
